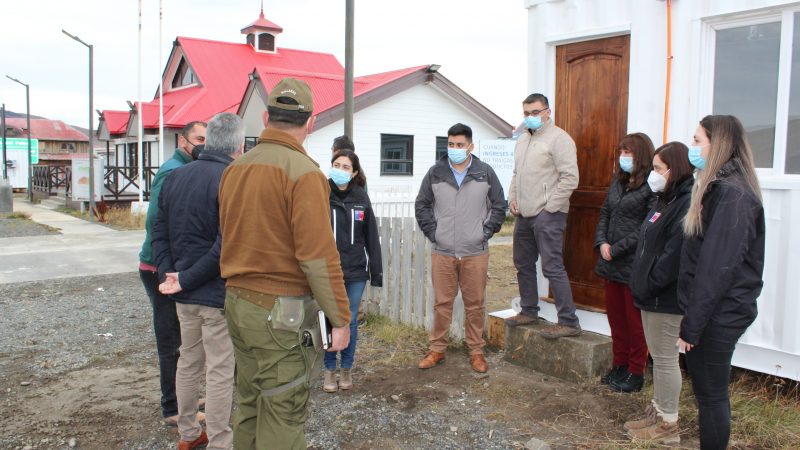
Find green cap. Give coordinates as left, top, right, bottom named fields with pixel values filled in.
left=268, top=78, right=313, bottom=113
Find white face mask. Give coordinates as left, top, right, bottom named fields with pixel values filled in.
left=647, top=169, right=669, bottom=193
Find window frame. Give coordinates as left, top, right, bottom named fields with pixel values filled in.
left=435, top=136, right=448, bottom=160
left=380, top=133, right=414, bottom=176
left=699, top=7, right=800, bottom=179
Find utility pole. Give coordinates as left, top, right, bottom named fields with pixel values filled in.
left=1, top=103, right=7, bottom=180
left=6, top=76, right=32, bottom=202
left=63, top=30, right=96, bottom=222
left=344, top=0, right=354, bottom=139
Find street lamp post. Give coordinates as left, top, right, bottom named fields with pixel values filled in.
left=5, top=76, right=33, bottom=202
left=1, top=103, right=7, bottom=180
left=62, top=29, right=96, bottom=222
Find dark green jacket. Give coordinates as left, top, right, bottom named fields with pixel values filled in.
left=139, top=150, right=193, bottom=265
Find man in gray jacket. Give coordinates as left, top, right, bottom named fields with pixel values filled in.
left=415, top=123, right=506, bottom=373
left=505, top=93, right=581, bottom=339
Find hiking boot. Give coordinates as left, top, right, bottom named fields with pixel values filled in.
left=162, top=412, right=205, bottom=428
left=601, top=365, right=627, bottom=385
left=505, top=313, right=538, bottom=327
left=627, top=417, right=680, bottom=444
left=418, top=351, right=445, bottom=369
left=470, top=353, right=488, bottom=373
left=178, top=431, right=208, bottom=450
left=610, top=371, right=644, bottom=393
left=323, top=370, right=338, bottom=393
left=339, top=368, right=353, bottom=390
left=539, top=324, right=582, bottom=339
left=624, top=403, right=657, bottom=431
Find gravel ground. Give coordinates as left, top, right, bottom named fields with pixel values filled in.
left=1, top=272, right=692, bottom=450
left=0, top=216, right=60, bottom=238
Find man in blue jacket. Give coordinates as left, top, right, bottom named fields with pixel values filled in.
left=138, top=120, right=206, bottom=427
left=152, top=113, right=243, bottom=450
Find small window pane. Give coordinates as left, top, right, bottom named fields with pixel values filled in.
left=713, top=22, right=781, bottom=168
left=436, top=136, right=447, bottom=160
left=786, top=13, right=800, bottom=174
left=380, top=134, right=413, bottom=176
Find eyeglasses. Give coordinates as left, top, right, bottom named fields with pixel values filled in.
left=523, top=108, right=549, bottom=117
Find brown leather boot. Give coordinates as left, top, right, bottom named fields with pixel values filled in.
left=418, top=351, right=445, bottom=369
left=470, top=353, right=488, bottom=373
left=178, top=431, right=208, bottom=450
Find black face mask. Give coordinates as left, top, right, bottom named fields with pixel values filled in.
left=191, top=144, right=204, bottom=160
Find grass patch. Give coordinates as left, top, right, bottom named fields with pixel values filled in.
left=56, top=204, right=145, bottom=230
left=359, top=314, right=428, bottom=367
left=727, top=370, right=800, bottom=448
left=496, top=214, right=515, bottom=237
left=2, top=212, right=31, bottom=220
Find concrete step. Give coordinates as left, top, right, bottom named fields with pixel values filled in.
left=503, top=319, right=612, bottom=382
left=39, top=197, right=68, bottom=210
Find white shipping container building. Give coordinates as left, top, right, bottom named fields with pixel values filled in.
left=523, top=0, right=800, bottom=380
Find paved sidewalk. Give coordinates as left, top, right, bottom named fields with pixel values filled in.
left=0, top=200, right=144, bottom=284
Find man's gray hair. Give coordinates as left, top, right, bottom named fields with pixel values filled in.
left=204, top=112, right=245, bottom=155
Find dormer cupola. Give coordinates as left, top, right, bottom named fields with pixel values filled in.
left=241, top=2, right=283, bottom=53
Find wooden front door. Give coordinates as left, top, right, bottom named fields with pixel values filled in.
left=555, top=35, right=630, bottom=312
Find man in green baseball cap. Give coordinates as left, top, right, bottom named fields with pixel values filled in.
left=219, top=77, right=351, bottom=450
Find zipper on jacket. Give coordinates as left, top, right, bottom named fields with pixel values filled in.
left=333, top=209, right=337, bottom=243
left=351, top=210, right=355, bottom=245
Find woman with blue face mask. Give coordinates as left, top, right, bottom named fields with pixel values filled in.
left=323, top=150, right=383, bottom=393
left=678, top=115, right=765, bottom=450
left=594, top=132, right=655, bottom=393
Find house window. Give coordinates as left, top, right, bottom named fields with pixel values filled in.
left=436, top=136, right=448, bottom=160
left=710, top=10, right=800, bottom=174
left=258, top=33, right=275, bottom=52
left=380, top=134, right=413, bottom=175
left=712, top=22, right=781, bottom=169
left=171, top=58, right=196, bottom=89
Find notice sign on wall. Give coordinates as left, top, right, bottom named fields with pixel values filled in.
left=71, top=158, right=104, bottom=201
left=477, top=140, right=515, bottom=200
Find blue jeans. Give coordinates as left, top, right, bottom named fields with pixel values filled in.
left=139, top=268, right=181, bottom=417
left=685, top=324, right=746, bottom=450
left=324, top=280, right=366, bottom=370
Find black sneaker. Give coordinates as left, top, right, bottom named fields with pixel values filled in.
left=600, top=365, right=627, bottom=385
left=610, top=371, right=644, bottom=393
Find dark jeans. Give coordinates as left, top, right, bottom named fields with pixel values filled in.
left=324, top=280, right=366, bottom=370
left=513, top=211, right=579, bottom=326
left=139, top=268, right=181, bottom=418
left=685, top=323, right=746, bottom=450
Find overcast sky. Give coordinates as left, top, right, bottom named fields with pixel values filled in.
left=1, top=0, right=528, bottom=132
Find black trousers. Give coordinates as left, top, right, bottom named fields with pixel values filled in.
left=685, top=323, right=746, bottom=450
left=139, top=268, right=181, bottom=418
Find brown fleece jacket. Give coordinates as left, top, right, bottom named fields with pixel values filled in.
left=218, top=128, right=350, bottom=327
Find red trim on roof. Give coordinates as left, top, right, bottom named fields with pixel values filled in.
left=5, top=118, right=88, bottom=141
left=241, top=11, right=283, bottom=34
left=101, top=110, right=131, bottom=135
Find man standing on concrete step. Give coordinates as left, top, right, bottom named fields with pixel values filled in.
left=415, top=123, right=506, bottom=374
left=504, top=93, right=581, bottom=339
left=218, top=78, right=351, bottom=450
left=152, top=113, right=243, bottom=450
left=138, top=120, right=206, bottom=427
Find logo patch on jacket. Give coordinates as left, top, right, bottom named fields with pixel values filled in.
left=649, top=212, right=662, bottom=223
left=354, top=210, right=365, bottom=221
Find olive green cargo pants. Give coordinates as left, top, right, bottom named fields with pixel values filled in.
left=224, top=291, right=309, bottom=450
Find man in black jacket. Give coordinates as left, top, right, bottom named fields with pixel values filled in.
left=415, top=123, right=506, bottom=373
left=152, top=112, right=244, bottom=450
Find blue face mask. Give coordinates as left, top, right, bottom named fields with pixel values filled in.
left=688, top=146, right=707, bottom=170
left=524, top=115, right=542, bottom=131
left=448, top=148, right=469, bottom=164
left=619, top=156, right=634, bottom=173
left=329, top=167, right=352, bottom=186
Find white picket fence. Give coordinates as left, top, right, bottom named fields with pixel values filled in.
left=364, top=201, right=466, bottom=341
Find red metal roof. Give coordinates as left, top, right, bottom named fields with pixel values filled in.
left=129, top=37, right=344, bottom=130
left=255, top=65, right=428, bottom=115
left=101, top=110, right=131, bottom=135
left=5, top=118, right=88, bottom=141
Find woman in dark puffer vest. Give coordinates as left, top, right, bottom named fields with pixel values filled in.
left=623, top=142, right=694, bottom=444
left=594, top=132, right=655, bottom=393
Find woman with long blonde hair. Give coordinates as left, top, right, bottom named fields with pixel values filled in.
left=677, top=115, right=765, bottom=449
